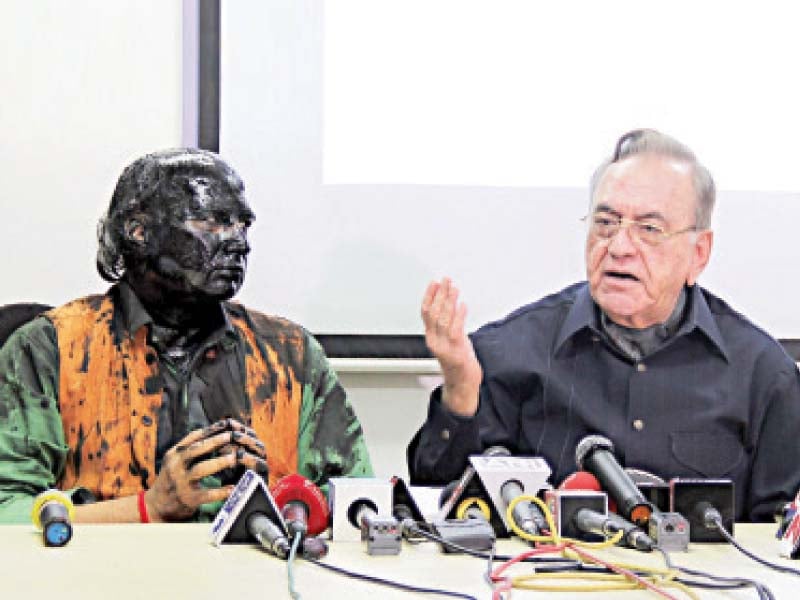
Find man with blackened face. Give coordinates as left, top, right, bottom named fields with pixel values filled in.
left=0, top=149, right=373, bottom=523
left=144, top=167, right=252, bottom=303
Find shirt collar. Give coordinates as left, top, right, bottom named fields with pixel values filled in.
left=554, top=283, right=730, bottom=362
left=554, top=284, right=600, bottom=354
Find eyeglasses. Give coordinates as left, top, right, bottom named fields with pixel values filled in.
left=582, top=214, right=698, bottom=246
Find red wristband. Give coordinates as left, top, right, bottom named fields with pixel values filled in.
left=137, top=490, right=150, bottom=524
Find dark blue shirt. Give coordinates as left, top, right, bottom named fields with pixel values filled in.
left=408, top=282, right=800, bottom=521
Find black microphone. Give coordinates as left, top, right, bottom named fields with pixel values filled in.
left=575, top=435, right=653, bottom=526
left=573, top=508, right=655, bottom=551
left=31, top=490, right=74, bottom=547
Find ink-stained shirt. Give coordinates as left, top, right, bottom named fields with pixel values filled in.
left=0, top=283, right=373, bottom=523
left=408, top=282, right=800, bottom=522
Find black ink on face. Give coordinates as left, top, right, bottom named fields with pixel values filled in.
left=101, top=149, right=257, bottom=326
left=153, top=173, right=254, bottom=302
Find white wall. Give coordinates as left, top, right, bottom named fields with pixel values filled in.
left=1, top=1, right=184, bottom=308
left=221, top=0, right=800, bottom=339
left=339, top=372, right=438, bottom=480
left=0, top=1, right=421, bottom=480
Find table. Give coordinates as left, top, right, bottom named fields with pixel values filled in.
left=2, top=523, right=798, bottom=599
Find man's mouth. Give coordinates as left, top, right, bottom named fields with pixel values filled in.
left=212, top=266, right=244, bottom=278
left=604, top=270, right=639, bottom=282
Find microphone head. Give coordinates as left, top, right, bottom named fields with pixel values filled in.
left=559, top=470, right=602, bottom=491
left=31, top=489, right=75, bottom=547
left=559, top=470, right=618, bottom=514
left=575, top=435, right=614, bottom=471
left=271, top=474, right=330, bottom=536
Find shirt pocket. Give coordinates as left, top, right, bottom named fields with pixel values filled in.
left=669, top=431, right=744, bottom=478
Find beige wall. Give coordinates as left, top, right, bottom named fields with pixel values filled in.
left=339, top=371, right=439, bottom=481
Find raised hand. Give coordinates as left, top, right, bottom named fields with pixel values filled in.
left=421, top=278, right=482, bottom=416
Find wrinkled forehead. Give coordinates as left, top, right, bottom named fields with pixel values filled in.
left=591, top=154, right=697, bottom=220
left=164, top=163, right=254, bottom=221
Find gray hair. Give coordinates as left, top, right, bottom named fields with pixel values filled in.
left=96, top=148, right=245, bottom=281
left=589, top=129, right=716, bottom=229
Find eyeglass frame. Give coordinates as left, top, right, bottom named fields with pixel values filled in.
left=581, top=213, right=700, bottom=246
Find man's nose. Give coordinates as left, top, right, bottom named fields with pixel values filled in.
left=220, top=226, right=250, bottom=255
left=607, top=222, right=637, bottom=255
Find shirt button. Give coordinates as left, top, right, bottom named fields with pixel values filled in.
left=441, top=429, right=451, bottom=441
left=142, top=415, right=153, bottom=426
left=633, top=419, right=644, bottom=431
left=636, top=363, right=647, bottom=373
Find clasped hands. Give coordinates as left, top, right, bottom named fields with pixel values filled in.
left=145, top=418, right=268, bottom=522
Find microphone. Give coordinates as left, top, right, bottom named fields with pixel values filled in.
left=211, top=469, right=291, bottom=557
left=575, top=435, right=653, bottom=525
left=435, top=445, right=511, bottom=522
left=271, top=474, right=330, bottom=537
left=349, top=498, right=402, bottom=556
left=499, top=479, right=548, bottom=536
left=210, top=470, right=329, bottom=559
left=328, top=477, right=399, bottom=554
left=573, top=508, right=655, bottom=552
left=391, top=476, right=427, bottom=540
left=670, top=478, right=734, bottom=543
left=246, top=512, right=291, bottom=559
left=559, top=470, right=618, bottom=513
left=31, top=490, right=74, bottom=547
left=430, top=493, right=496, bottom=553
left=467, top=449, right=552, bottom=537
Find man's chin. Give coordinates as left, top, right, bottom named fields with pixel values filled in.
left=188, top=280, right=241, bottom=304
left=593, top=291, right=644, bottom=324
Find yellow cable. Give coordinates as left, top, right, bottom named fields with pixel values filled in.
left=505, top=493, right=624, bottom=549
left=455, top=496, right=492, bottom=520
left=511, top=572, right=700, bottom=600
left=499, top=494, right=700, bottom=599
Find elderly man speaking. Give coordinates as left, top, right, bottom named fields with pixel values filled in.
left=408, top=129, right=800, bottom=521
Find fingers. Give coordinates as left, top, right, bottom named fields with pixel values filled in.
left=437, top=281, right=460, bottom=333
left=422, top=277, right=468, bottom=341
left=232, top=447, right=270, bottom=478
left=230, top=429, right=266, bottom=459
left=423, top=278, right=457, bottom=327
left=421, top=280, right=440, bottom=318
left=189, top=452, right=237, bottom=480
left=450, top=301, right=468, bottom=342
left=190, top=446, right=269, bottom=480
left=193, top=486, right=234, bottom=507
left=175, top=431, right=235, bottom=464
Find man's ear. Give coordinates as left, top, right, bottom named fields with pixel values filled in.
left=123, top=218, right=147, bottom=245
left=686, top=229, right=713, bottom=286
